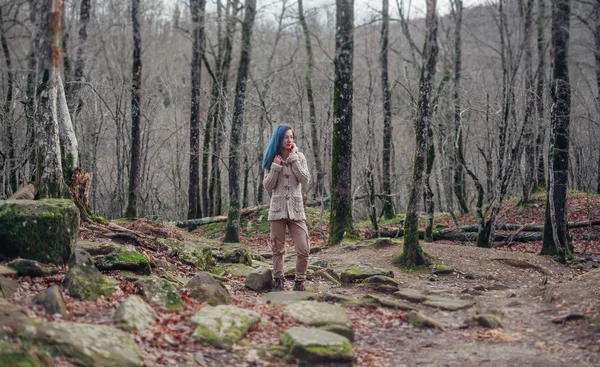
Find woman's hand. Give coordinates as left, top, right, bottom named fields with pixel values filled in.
left=274, top=155, right=282, bottom=164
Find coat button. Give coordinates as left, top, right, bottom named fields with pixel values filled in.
left=285, top=196, right=289, bottom=200
left=285, top=174, right=289, bottom=178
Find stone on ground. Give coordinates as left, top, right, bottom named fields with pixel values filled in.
left=360, top=295, right=419, bottom=311
left=75, top=241, right=116, bottom=256
left=281, top=327, right=354, bottom=363
left=185, top=272, right=231, bottom=305
left=35, top=322, right=141, bottom=367
left=245, top=267, right=273, bottom=291
left=0, top=298, right=35, bottom=332
left=63, top=265, right=117, bottom=300
left=0, top=199, right=79, bottom=264
left=7, top=259, right=59, bottom=277
left=339, top=265, right=394, bottom=284
left=395, top=288, right=429, bottom=303
left=283, top=301, right=351, bottom=328
left=35, top=286, right=67, bottom=316
left=160, top=238, right=215, bottom=270
left=433, top=264, right=454, bottom=275
left=318, top=324, right=355, bottom=341
left=1, top=275, right=19, bottom=298
left=223, top=247, right=252, bottom=266
left=407, top=311, right=443, bottom=329
left=222, top=263, right=254, bottom=277
left=114, top=295, right=158, bottom=331
left=313, top=269, right=342, bottom=286
left=95, top=245, right=151, bottom=274
left=152, top=258, right=178, bottom=271
left=68, top=249, right=94, bottom=268
left=190, top=305, right=261, bottom=349
left=263, top=291, right=317, bottom=305
left=357, top=275, right=399, bottom=293
left=0, top=265, right=17, bottom=277
left=136, top=276, right=183, bottom=310
left=465, top=314, right=503, bottom=329
left=423, top=298, right=475, bottom=311
left=0, top=340, right=41, bottom=367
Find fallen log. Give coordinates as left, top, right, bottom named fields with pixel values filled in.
left=438, top=220, right=600, bottom=234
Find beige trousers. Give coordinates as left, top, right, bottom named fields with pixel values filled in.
left=270, top=219, right=310, bottom=281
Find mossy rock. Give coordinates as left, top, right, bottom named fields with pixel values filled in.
left=209, top=266, right=226, bottom=277
left=95, top=245, right=151, bottom=274
left=433, top=264, right=454, bottom=275
left=0, top=352, right=41, bottom=367
left=0, top=199, right=79, bottom=265
left=281, top=327, right=354, bottom=363
left=190, top=305, right=261, bottom=349
left=185, top=272, right=232, bottom=306
left=62, top=265, right=117, bottom=300
left=222, top=247, right=252, bottom=266
left=465, top=314, right=503, bottom=329
left=360, top=295, right=419, bottom=311
left=283, top=301, right=351, bottom=328
left=357, top=275, right=399, bottom=293
left=222, top=263, right=254, bottom=277
left=75, top=241, right=116, bottom=256
left=339, top=265, right=394, bottom=284
left=135, top=276, right=183, bottom=311
left=159, top=238, right=216, bottom=271
left=407, top=311, right=443, bottom=329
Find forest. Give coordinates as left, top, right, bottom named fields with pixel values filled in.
left=0, top=0, right=599, bottom=366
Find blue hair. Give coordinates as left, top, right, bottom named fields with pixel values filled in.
left=262, top=125, right=295, bottom=170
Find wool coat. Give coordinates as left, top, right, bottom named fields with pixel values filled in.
left=263, top=144, right=311, bottom=221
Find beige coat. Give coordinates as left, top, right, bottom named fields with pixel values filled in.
left=263, top=144, right=311, bottom=221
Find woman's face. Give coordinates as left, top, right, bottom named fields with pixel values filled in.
left=282, top=129, right=294, bottom=150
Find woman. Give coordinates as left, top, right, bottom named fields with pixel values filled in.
left=262, top=125, right=311, bottom=291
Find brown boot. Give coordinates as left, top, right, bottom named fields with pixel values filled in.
left=293, top=280, right=306, bottom=291
left=274, top=276, right=285, bottom=291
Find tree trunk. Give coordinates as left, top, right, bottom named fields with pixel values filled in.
left=124, top=0, right=142, bottom=219
left=381, top=0, right=394, bottom=219
left=541, top=0, right=572, bottom=260
left=298, top=0, right=325, bottom=200
left=328, top=0, right=358, bottom=247
left=224, top=0, right=256, bottom=242
left=535, top=0, right=546, bottom=189
left=34, top=0, right=66, bottom=199
left=56, top=74, right=79, bottom=179
left=0, top=6, right=16, bottom=195
left=424, top=125, right=435, bottom=242
left=451, top=0, right=468, bottom=215
left=521, top=0, right=535, bottom=203
left=397, top=0, right=438, bottom=267
left=188, top=0, right=206, bottom=220
left=66, top=0, right=90, bottom=121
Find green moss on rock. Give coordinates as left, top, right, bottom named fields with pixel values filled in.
left=62, top=265, right=117, bottom=300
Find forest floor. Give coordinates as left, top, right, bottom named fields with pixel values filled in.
left=2, top=191, right=600, bottom=366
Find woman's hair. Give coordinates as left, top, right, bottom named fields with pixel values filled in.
left=262, top=125, right=295, bottom=169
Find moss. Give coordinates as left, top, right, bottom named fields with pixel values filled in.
left=62, top=266, right=116, bottom=300
left=209, top=266, right=226, bottom=277
left=0, top=354, right=41, bottom=367
left=192, top=326, right=219, bottom=346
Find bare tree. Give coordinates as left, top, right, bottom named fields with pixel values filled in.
left=124, top=0, right=142, bottom=219
left=381, top=0, right=394, bottom=219
left=328, top=0, right=358, bottom=247
left=0, top=4, right=16, bottom=195
left=65, top=0, right=90, bottom=121
left=520, top=0, right=536, bottom=203
left=225, top=0, right=257, bottom=242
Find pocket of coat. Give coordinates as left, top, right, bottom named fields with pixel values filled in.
left=271, top=196, right=284, bottom=212
left=292, top=197, right=304, bottom=212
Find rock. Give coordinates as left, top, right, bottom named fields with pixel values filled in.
left=160, top=238, right=215, bottom=271
left=0, top=265, right=17, bottom=277
left=68, top=248, right=94, bottom=268
left=0, top=199, right=79, bottom=264
left=318, top=324, right=355, bottom=342
left=222, top=263, right=254, bottom=277
left=360, top=295, right=419, bottom=311
left=152, top=259, right=178, bottom=271
left=114, top=295, right=158, bottom=331
left=136, top=276, right=183, bottom=310
left=423, top=298, right=475, bottom=311
left=313, top=270, right=342, bottom=286
left=75, top=241, right=116, bottom=256
left=251, top=260, right=272, bottom=269
left=357, top=275, right=399, bottom=293
left=339, top=265, right=394, bottom=284
left=283, top=301, right=351, bottom=328
left=309, top=258, right=330, bottom=268
left=433, top=264, right=454, bottom=275
left=281, top=327, right=354, bottom=363
left=251, top=253, right=268, bottom=262
left=407, top=311, right=443, bottom=329
left=464, top=273, right=476, bottom=280
left=309, top=246, right=323, bottom=254
left=190, top=305, right=261, bottom=349
left=7, top=259, right=59, bottom=277
left=0, top=298, right=35, bottom=333
left=465, top=314, right=503, bottom=329
left=263, top=291, right=318, bottom=305
left=209, top=266, right=226, bottom=277
left=486, top=282, right=511, bottom=291
left=0, top=275, right=19, bottom=298
left=245, top=268, right=273, bottom=292
left=63, top=265, right=117, bottom=300
left=395, top=289, right=429, bottom=303
left=223, top=247, right=252, bottom=266
left=35, top=322, right=142, bottom=367
left=7, top=184, right=35, bottom=200
left=0, top=339, right=41, bottom=367
left=35, top=286, right=67, bottom=316
left=95, top=245, right=151, bottom=274
left=185, top=272, right=231, bottom=306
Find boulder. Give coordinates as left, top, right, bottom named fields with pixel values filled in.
left=185, top=272, right=231, bottom=306
left=339, top=265, right=394, bottom=284
left=423, top=298, right=475, bottom=311
left=7, top=259, right=59, bottom=277
left=222, top=263, right=254, bottom=277
left=357, top=275, right=399, bottom=293
left=281, top=327, right=354, bottom=363
left=114, top=295, right=158, bottom=331
left=223, top=247, right=252, bottom=266
left=95, top=245, right=151, bottom=274
left=160, top=238, right=215, bottom=271
left=74, top=241, right=116, bottom=256
left=263, top=291, right=317, bottom=305
left=35, top=286, right=67, bottom=316
left=0, top=275, right=19, bottom=298
left=62, top=265, right=117, bottom=300
left=0, top=199, right=79, bottom=264
left=244, top=268, right=273, bottom=291
left=190, top=305, right=261, bottom=349
left=318, top=324, right=355, bottom=341
left=283, top=301, right=351, bottom=328
left=136, top=276, right=183, bottom=310
left=35, top=322, right=142, bottom=367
